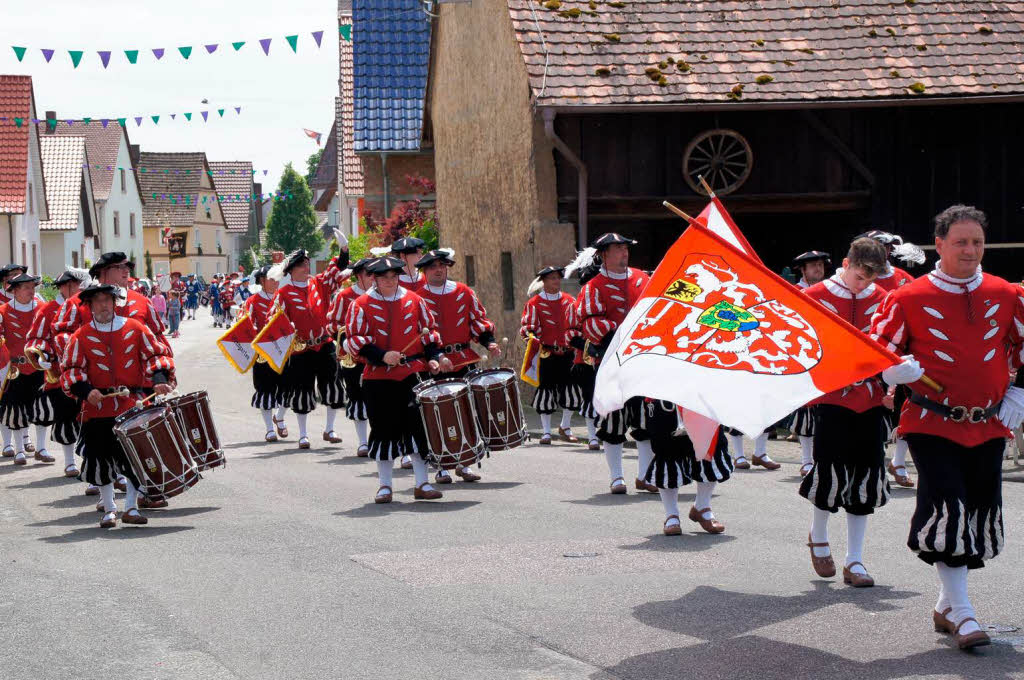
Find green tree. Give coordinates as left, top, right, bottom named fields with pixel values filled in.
left=144, top=250, right=153, bottom=279
left=265, top=163, right=323, bottom=255
left=305, top=149, right=324, bottom=186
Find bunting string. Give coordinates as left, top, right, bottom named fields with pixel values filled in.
left=0, top=109, right=242, bottom=128
left=8, top=26, right=350, bottom=69
left=151, top=192, right=295, bottom=204
left=87, top=164, right=272, bottom=178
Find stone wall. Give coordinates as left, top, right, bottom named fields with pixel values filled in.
left=359, top=153, right=435, bottom=220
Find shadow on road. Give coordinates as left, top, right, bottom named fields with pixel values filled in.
left=27, top=505, right=219, bottom=529
left=599, top=635, right=1022, bottom=680
left=335, top=500, right=482, bottom=517
left=39, top=525, right=196, bottom=543
left=5, top=474, right=78, bottom=490
left=563, top=492, right=690, bottom=507
left=619, top=533, right=737, bottom=553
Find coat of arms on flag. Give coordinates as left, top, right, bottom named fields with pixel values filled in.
left=251, top=307, right=297, bottom=374
left=594, top=221, right=899, bottom=436
left=520, top=335, right=541, bottom=387
left=216, top=313, right=258, bottom=373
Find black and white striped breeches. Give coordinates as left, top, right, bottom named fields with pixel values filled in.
left=283, top=343, right=345, bottom=414
left=251, top=359, right=286, bottom=410
left=32, top=388, right=81, bottom=444
left=0, top=371, right=45, bottom=430
left=799, top=405, right=890, bottom=515
left=531, top=353, right=582, bottom=415
left=571, top=363, right=598, bottom=420
left=641, top=403, right=734, bottom=488
left=905, top=433, right=1005, bottom=570
left=791, top=406, right=816, bottom=437
left=341, top=364, right=368, bottom=421
left=596, top=396, right=648, bottom=445
left=362, top=375, right=427, bottom=462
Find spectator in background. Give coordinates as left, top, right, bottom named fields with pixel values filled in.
left=151, top=288, right=167, bottom=324
left=166, top=290, right=182, bottom=338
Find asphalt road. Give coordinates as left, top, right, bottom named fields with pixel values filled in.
left=1, top=307, right=1022, bottom=680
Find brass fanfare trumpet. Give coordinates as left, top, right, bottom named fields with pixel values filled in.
left=24, top=346, right=58, bottom=384
left=336, top=330, right=355, bottom=368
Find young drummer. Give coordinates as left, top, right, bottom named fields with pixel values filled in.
left=326, top=257, right=374, bottom=456
left=0, top=274, right=47, bottom=465
left=243, top=265, right=288, bottom=442
left=520, top=266, right=582, bottom=444
left=799, top=237, right=891, bottom=588
left=344, top=257, right=443, bottom=503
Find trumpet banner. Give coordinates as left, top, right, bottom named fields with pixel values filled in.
left=520, top=335, right=541, bottom=387
left=217, top=313, right=258, bottom=373
left=251, top=308, right=297, bottom=374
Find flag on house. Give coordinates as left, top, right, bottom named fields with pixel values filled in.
left=592, top=221, right=899, bottom=436
left=303, top=128, right=322, bottom=146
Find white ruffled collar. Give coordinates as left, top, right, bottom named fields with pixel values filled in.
left=928, top=262, right=982, bottom=294
left=600, top=266, right=628, bottom=280
left=351, top=283, right=367, bottom=296
left=538, top=290, right=562, bottom=301
left=90, top=315, right=127, bottom=332
left=290, top=279, right=309, bottom=288
left=423, top=280, right=457, bottom=295
left=823, top=273, right=876, bottom=300
left=368, top=286, right=408, bottom=302
left=10, top=298, right=36, bottom=312
left=257, top=290, right=273, bottom=300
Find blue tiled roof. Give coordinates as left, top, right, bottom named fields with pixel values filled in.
left=353, top=0, right=431, bottom=153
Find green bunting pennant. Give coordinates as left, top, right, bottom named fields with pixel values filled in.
left=340, top=25, right=352, bottom=41
left=151, top=115, right=160, bottom=124
left=68, top=50, right=84, bottom=68
left=117, top=117, right=127, bottom=127
left=184, top=112, right=192, bottom=121
left=12, top=46, right=26, bottom=61
left=125, top=49, right=138, bottom=64
left=83, top=117, right=91, bottom=125
left=285, top=35, right=298, bottom=52
left=232, top=41, right=245, bottom=51
left=47, top=118, right=57, bottom=131
left=14, top=118, right=23, bottom=128
left=217, top=109, right=224, bottom=117
left=178, top=46, right=192, bottom=60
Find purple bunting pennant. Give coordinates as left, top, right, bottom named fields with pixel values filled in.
left=101, top=119, right=109, bottom=128
left=31, top=118, right=40, bottom=124
left=234, top=106, right=241, bottom=114
left=263, top=170, right=268, bottom=176
left=65, top=119, right=73, bottom=126
left=312, top=30, right=324, bottom=47
left=134, top=116, right=143, bottom=126
left=41, top=48, right=54, bottom=63
left=152, top=48, right=165, bottom=60
left=259, top=38, right=272, bottom=55
left=98, top=50, right=111, bottom=68
left=205, top=44, right=218, bottom=54
left=170, top=113, right=176, bottom=120
left=201, top=111, right=209, bottom=122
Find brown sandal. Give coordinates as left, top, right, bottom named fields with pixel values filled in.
left=954, top=617, right=991, bottom=650
left=688, top=506, right=725, bottom=534
left=807, top=533, right=836, bottom=577
left=842, top=562, right=874, bottom=587
left=933, top=607, right=956, bottom=634
left=663, top=515, right=682, bottom=536
left=374, top=486, right=392, bottom=504
left=887, top=462, right=915, bottom=488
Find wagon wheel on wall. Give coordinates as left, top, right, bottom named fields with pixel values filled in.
left=682, top=128, right=753, bottom=196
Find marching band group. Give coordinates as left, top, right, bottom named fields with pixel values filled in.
left=2, top=202, right=1021, bottom=653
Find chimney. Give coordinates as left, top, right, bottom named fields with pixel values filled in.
left=129, top=144, right=141, bottom=167
left=44, top=110, right=56, bottom=133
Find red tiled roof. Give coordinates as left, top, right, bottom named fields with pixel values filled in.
left=42, top=120, right=127, bottom=201
left=339, top=17, right=364, bottom=196
left=39, top=136, right=88, bottom=231
left=311, top=120, right=338, bottom=190
left=209, top=161, right=253, bottom=233
left=0, top=75, right=33, bottom=213
left=506, top=0, right=1024, bottom=107
left=137, top=151, right=208, bottom=228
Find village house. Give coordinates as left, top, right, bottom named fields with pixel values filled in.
left=427, top=0, right=1024, bottom=341
left=0, top=75, right=46, bottom=272
left=43, top=115, right=146, bottom=264
left=37, top=134, right=97, bottom=273
left=209, top=160, right=261, bottom=272
left=137, top=150, right=228, bottom=279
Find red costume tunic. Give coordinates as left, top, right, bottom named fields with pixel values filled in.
left=61, top=316, right=175, bottom=421
left=399, top=271, right=425, bottom=292
left=326, top=284, right=366, bottom=337
left=0, top=299, right=40, bottom=376
left=54, top=287, right=169, bottom=354
left=804, top=275, right=887, bottom=412
left=870, top=268, right=1024, bottom=447
left=344, top=287, right=440, bottom=381
left=418, top=280, right=495, bottom=368
left=242, top=291, right=275, bottom=332
left=26, top=295, right=72, bottom=391
left=272, top=259, right=345, bottom=353
left=576, top=267, right=651, bottom=362
left=520, top=290, right=575, bottom=348
left=873, top=265, right=914, bottom=292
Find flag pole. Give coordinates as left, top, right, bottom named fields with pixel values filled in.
left=662, top=201, right=699, bottom=224
left=697, top=174, right=716, bottom=198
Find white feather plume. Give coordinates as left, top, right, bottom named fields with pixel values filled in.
left=526, top=276, right=543, bottom=297
left=891, top=241, right=926, bottom=265
left=66, top=267, right=90, bottom=283
left=438, top=247, right=455, bottom=260
left=267, top=261, right=287, bottom=282
left=564, top=247, right=598, bottom=280
left=340, top=268, right=354, bottom=279
left=370, top=246, right=391, bottom=257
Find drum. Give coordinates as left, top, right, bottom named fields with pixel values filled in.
left=466, top=367, right=527, bottom=450
left=114, top=404, right=199, bottom=501
left=168, top=391, right=224, bottom=471
left=413, top=378, right=485, bottom=470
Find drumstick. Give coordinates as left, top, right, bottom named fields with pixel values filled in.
left=397, top=328, right=429, bottom=356
left=98, top=388, right=130, bottom=400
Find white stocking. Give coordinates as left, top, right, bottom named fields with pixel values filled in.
left=1, top=425, right=11, bottom=449
left=354, top=419, right=369, bottom=446
left=124, top=483, right=140, bottom=512
left=275, top=405, right=287, bottom=421
left=893, top=438, right=909, bottom=468
left=754, top=432, right=770, bottom=459
left=62, top=443, right=75, bottom=467
left=99, top=483, right=116, bottom=513
left=799, top=435, right=814, bottom=466
left=695, top=481, right=716, bottom=519
left=34, top=424, right=48, bottom=453
left=603, top=442, right=624, bottom=482
left=636, top=440, right=654, bottom=481
left=410, top=455, right=430, bottom=488
left=810, top=507, right=831, bottom=558
left=325, top=408, right=339, bottom=433
left=936, top=563, right=979, bottom=634
left=376, top=459, right=394, bottom=489
left=12, top=429, right=25, bottom=453
left=296, top=413, right=309, bottom=439
left=539, top=413, right=552, bottom=435
left=659, top=488, right=680, bottom=521
left=560, top=410, right=573, bottom=429
left=726, top=433, right=744, bottom=460
left=586, top=419, right=598, bottom=441
left=261, top=409, right=274, bottom=431
left=845, top=513, right=868, bottom=574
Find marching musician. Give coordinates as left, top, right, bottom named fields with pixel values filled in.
left=210, top=275, right=224, bottom=328
left=870, top=205, right=1024, bottom=650
left=390, top=237, right=426, bottom=289
left=0, top=274, right=49, bottom=466
left=54, top=252, right=170, bottom=355
left=793, top=250, right=831, bottom=290
left=520, top=266, right=582, bottom=445
left=185, top=274, right=201, bottom=320
left=799, top=237, right=892, bottom=588
left=170, top=271, right=186, bottom=298
left=574, top=233, right=658, bottom=496
left=415, top=248, right=498, bottom=484
left=244, top=266, right=289, bottom=442
left=326, top=257, right=374, bottom=457
left=0, top=263, right=42, bottom=455
left=270, top=230, right=350, bottom=450
left=26, top=267, right=90, bottom=477
left=343, top=256, right=443, bottom=503
left=564, top=262, right=602, bottom=451
left=789, top=250, right=832, bottom=472
left=61, top=283, right=176, bottom=528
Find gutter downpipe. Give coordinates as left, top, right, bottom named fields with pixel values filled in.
left=380, top=153, right=391, bottom=217
left=542, top=109, right=587, bottom=250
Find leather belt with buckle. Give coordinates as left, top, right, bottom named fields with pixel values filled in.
left=442, top=343, right=468, bottom=354
left=909, top=392, right=1000, bottom=424
left=399, top=352, right=424, bottom=365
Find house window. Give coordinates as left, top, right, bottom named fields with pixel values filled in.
left=120, top=168, right=126, bottom=193
left=31, top=244, right=37, bottom=275
left=129, top=213, right=136, bottom=237
left=72, top=251, right=78, bottom=267
left=501, top=251, right=514, bottom=311
left=194, top=227, right=201, bottom=250
left=113, top=211, right=120, bottom=237
left=465, top=256, right=476, bottom=287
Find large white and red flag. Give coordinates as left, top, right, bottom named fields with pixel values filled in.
left=217, top=313, right=258, bottom=373
left=592, top=222, right=900, bottom=437
left=251, top=308, right=297, bottom=374
left=696, top=196, right=762, bottom=264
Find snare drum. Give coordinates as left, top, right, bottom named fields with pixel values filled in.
left=466, top=367, right=527, bottom=450
left=413, top=378, right=485, bottom=470
left=114, top=404, right=199, bottom=501
left=168, top=391, right=224, bottom=471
